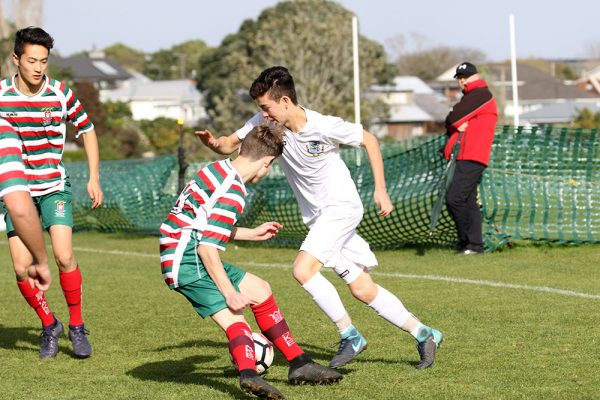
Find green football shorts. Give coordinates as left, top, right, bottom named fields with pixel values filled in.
left=4, top=181, right=73, bottom=237
left=175, top=262, right=247, bottom=318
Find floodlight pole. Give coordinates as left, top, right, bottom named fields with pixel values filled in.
left=509, top=14, right=520, bottom=128
left=352, top=15, right=361, bottom=125
left=352, top=15, right=363, bottom=168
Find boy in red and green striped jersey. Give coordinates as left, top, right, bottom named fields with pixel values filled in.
left=0, top=117, right=51, bottom=293
left=160, top=125, right=341, bottom=399
left=0, top=27, right=102, bottom=359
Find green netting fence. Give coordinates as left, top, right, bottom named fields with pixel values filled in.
left=66, top=126, right=599, bottom=250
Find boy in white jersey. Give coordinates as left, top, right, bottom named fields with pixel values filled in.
left=160, top=125, right=341, bottom=400
left=0, top=117, right=51, bottom=293
left=196, top=66, right=443, bottom=369
left=0, top=27, right=102, bottom=359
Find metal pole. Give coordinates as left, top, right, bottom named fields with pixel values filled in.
left=352, top=15, right=361, bottom=125
left=509, top=14, right=520, bottom=127
left=352, top=15, right=363, bottom=168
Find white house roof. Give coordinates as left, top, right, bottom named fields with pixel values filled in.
left=387, top=103, right=433, bottom=122
left=437, top=65, right=459, bottom=82
left=101, top=78, right=202, bottom=102
left=371, top=76, right=435, bottom=94
left=520, top=100, right=600, bottom=124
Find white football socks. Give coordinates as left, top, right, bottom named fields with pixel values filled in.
left=368, top=285, right=424, bottom=338
left=302, top=272, right=352, bottom=332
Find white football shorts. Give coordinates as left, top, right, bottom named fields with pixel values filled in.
left=300, top=206, right=378, bottom=284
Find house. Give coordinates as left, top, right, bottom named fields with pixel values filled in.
left=100, top=72, right=206, bottom=126
left=52, top=52, right=132, bottom=89
left=518, top=100, right=600, bottom=125
left=435, top=62, right=599, bottom=125
left=368, top=76, right=449, bottom=140
left=574, top=64, right=600, bottom=96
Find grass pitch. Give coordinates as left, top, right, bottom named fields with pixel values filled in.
left=0, top=233, right=598, bottom=399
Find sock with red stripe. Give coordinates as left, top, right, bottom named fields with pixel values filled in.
left=226, top=322, right=257, bottom=373
left=251, top=295, right=304, bottom=361
left=59, top=267, right=83, bottom=326
left=16, top=280, right=55, bottom=327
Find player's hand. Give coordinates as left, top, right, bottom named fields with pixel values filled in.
left=87, top=178, right=103, bottom=209
left=194, top=130, right=219, bottom=150
left=225, top=291, right=251, bottom=313
left=252, top=222, right=282, bottom=241
left=457, top=122, right=469, bottom=132
left=28, top=263, right=52, bottom=292
left=374, top=189, right=393, bottom=217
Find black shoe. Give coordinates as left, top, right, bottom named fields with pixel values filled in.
left=240, top=375, right=286, bottom=399
left=415, top=327, right=444, bottom=369
left=69, top=324, right=92, bottom=358
left=40, top=316, right=64, bottom=359
left=288, top=360, right=343, bottom=385
left=328, top=326, right=367, bottom=369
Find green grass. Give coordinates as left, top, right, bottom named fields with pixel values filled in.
left=1, top=233, right=599, bottom=399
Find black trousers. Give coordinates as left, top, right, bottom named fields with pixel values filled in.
left=445, top=160, right=486, bottom=252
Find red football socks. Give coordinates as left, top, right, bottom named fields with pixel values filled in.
left=16, top=280, right=55, bottom=327
left=59, top=267, right=83, bottom=326
left=226, top=322, right=256, bottom=372
left=251, top=295, right=304, bottom=361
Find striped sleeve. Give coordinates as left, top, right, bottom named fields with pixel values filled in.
left=0, top=121, right=29, bottom=199
left=62, top=83, right=94, bottom=137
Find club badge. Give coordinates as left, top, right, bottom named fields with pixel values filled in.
left=306, top=141, right=324, bottom=157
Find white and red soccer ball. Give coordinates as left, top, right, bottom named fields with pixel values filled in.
left=231, top=332, right=274, bottom=374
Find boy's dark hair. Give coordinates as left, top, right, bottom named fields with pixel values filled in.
left=239, top=124, right=284, bottom=160
left=249, top=66, right=298, bottom=104
left=14, top=27, right=54, bottom=57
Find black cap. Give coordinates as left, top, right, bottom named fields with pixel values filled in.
left=454, top=62, right=478, bottom=78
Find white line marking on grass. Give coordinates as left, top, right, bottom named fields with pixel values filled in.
left=2, top=243, right=598, bottom=300
left=242, top=262, right=600, bottom=300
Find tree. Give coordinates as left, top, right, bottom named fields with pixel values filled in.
left=196, top=0, right=395, bottom=134
left=103, top=43, right=146, bottom=72
left=145, top=40, right=209, bottom=80
left=388, top=32, right=486, bottom=81
left=140, top=117, right=181, bottom=154
left=573, top=108, right=600, bottom=129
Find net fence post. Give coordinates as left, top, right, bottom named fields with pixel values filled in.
left=177, top=118, right=188, bottom=193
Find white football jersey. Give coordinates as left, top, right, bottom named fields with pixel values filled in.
left=235, top=108, right=364, bottom=224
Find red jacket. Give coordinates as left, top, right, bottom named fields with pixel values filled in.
left=444, top=79, right=498, bottom=166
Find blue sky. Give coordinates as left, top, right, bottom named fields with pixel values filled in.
left=44, top=0, right=599, bottom=62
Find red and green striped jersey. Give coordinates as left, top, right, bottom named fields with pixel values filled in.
left=0, top=75, right=94, bottom=197
left=0, top=117, right=28, bottom=199
left=159, top=159, right=247, bottom=288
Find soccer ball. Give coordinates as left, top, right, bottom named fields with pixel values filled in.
left=252, top=332, right=274, bottom=374
left=229, top=332, right=274, bottom=374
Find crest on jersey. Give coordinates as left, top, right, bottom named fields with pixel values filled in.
left=306, top=141, right=324, bottom=157
left=41, top=107, right=53, bottom=126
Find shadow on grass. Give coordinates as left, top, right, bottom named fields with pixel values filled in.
left=0, top=324, right=82, bottom=359
left=152, top=339, right=342, bottom=369
left=0, top=325, right=40, bottom=352
left=127, top=354, right=251, bottom=399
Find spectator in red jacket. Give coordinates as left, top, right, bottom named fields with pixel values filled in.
left=444, top=62, right=498, bottom=254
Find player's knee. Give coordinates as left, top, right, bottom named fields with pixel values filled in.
left=54, top=253, right=75, bottom=270
left=258, top=278, right=272, bottom=297
left=349, top=280, right=378, bottom=304
left=291, top=261, right=318, bottom=285
left=14, top=268, right=29, bottom=282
